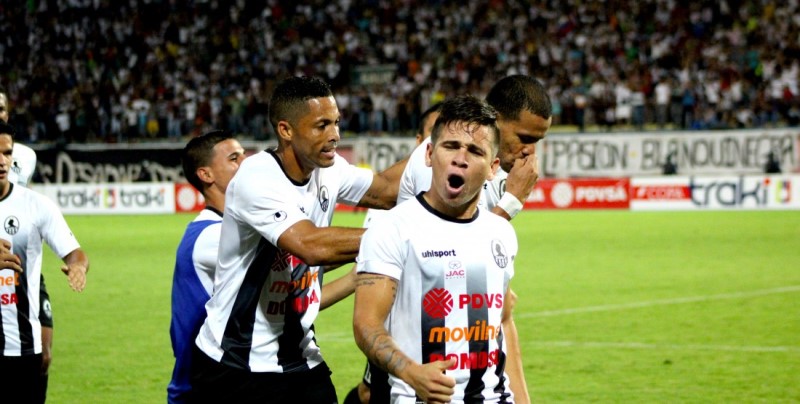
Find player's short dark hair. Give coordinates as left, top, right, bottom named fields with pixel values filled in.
left=430, top=95, right=500, bottom=153
left=485, top=75, right=552, bottom=121
left=417, top=102, right=443, bottom=137
left=0, top=121, right=15, bottom=139
left=182, top=130, right=234, bottom=193
left=269, top=76, right=333, bottom=130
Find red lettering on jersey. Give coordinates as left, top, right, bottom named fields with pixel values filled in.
left=458, top=293, right=503, bottom=309
left=429, top=349, right=501, bottom=370
left=1, top=293, right=18, bottom=305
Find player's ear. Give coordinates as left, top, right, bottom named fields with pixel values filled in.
left=487, top=157, right=500, bottom=181
left=424, top=142, right=434, bottom=168
left=276, top=120, right=293, bottom=142
left=196, top=166, right=214, bottom=185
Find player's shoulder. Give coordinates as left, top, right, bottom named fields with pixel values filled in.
left=12, top=143, right=36, bottom=159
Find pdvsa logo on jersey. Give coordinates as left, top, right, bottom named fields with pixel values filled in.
left=422, top=288, right=453, bottom=319
left=491, top=239, right=508, bottom=268
left=319, top=185, right=330, bottom=212
left=4, top=216, right=20, bottom=235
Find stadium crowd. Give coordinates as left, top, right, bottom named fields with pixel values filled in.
left=0, top=0, right=798, bottom=144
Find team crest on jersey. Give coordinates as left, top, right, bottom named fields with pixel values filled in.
left=4, top=216, right=20, bottom=235
left=272, top=210, right=287, bottom=222
left=499, top=179, right=507, bottom=197
left=491, top=239, right=508, bottom=268
left=11, top=160, right=21, bottom=175
left=319, top=185, right=330, bottom=212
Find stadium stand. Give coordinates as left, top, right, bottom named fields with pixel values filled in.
left=0, top=0, right=797, bottom=143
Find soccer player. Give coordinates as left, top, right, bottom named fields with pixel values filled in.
left=344, top=103, right=443, bottom=404
left=353, top=95, right=519, bottom=403
left=0, top=121, right=90, bottom=404
left=168, top=130, right=246, bottom=404
left=190, top=76, right=406, bottom=403
left=359, top=75, right=551, bottom=403
left=1, top=89, right=55, bottom=404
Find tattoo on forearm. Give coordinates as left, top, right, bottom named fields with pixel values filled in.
left=365, top=331, right=408, bottom=376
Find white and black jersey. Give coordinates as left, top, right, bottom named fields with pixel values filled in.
left=357, top=194, right=518, bottom=403
left=398, top=138, right=510, bottom=211
left=10, top=143, right=37, bottom=187
left=196, top=150, right=373, bottom=373
left=0, top=184, right=80, bottom=356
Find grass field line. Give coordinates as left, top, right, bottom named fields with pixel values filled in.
left=526, top=340, right=800, bottom=353
left=519, top=285, right=800, bottom=318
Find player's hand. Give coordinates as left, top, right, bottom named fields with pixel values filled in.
left=61, top=263, right=87, bottom=292
left=0, top=240, right=22, bottom=273
left=405, top=359, right=456, bottom=404
left=504, top=153, right=539, bottom=203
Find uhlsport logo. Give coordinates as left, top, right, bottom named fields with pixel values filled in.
left=4, top=216, right=20, bottom=235
left=491, top=239, right=508, bottom=268
left=422, top=288, right=453, bottom=319
left=319, top=185, right=330, bottom=212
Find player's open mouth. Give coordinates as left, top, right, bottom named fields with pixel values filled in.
left=447, top=174, right=465, bottom=190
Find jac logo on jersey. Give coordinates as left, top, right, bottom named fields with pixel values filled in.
left=491, top=240, right=508, bottom=268
left=319, top=185, right=330, bottom=212
left=1, top=293, right=18, bottom=305
left=428, top=320, right=500, bottom=343
left=430, top=349, right=501, bottom=370
left=4, top=216, right=20, bottom=235
left=422, top=288, right=453, bottom=319
left=265, top=290, right=319, bottom=315
left=0, top=272, right=20, bottom=286
left=458, top=293, right=503, bottom=309
left=445, top=261, right=464, bottom=278
left=269, top=271, right=318, bottom=294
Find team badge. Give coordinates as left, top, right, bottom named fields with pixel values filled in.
left=491, top=239, right=508, bottom=268
left=11, top=160, right=21, bottom=175
left=499, top=179, right=507, bottom=197
left=272, top=210, right=287, bottom=222
left=319, top=185, right=330, bottom=212
left=4, top=216, right=20, bottom=235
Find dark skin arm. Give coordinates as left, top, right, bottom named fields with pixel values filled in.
left=277, top=220, right=366, bottom=267
left=357, top=156, right=409, bottom=210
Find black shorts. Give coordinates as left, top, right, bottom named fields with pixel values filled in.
left=189, top=346, right=337, bottom=404
left=0, top=354, right=43, bottom=403
left=39, top=274, right=53, bottom=328
left=362, top=360, right=391, bottom=404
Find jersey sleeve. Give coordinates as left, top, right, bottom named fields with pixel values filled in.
left=11, top=143, right=37, bottom=187
left=192, top=222, right=221, bottom=295
left=227, top=166, right=308, bottom=247
left=35, top=194, right=80, bottom=259
left=333, top=154, right=374, bottom=205
left=356, top=215, right=405, bottom=281
left=397, top=139, right=432, bottom=204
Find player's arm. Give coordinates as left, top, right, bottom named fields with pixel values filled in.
left=501, top=287, right=530, bottom=404
left=356, top=156, right=409, bottom=210
left=60, top=248, right=89, bottom=292
left=353, top=273, right=455, bottom=404
left=320, top=265, right=357, bottom=310
left=0, top=239, right=22, bottom=273
left=277, top=220, right=365, bottom=267
left=492, top=154, right=539, bottom=221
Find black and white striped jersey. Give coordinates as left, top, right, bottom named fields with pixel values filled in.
left=1, top=184, right=80, bottom=356
left=196, top=150, right=372, bottom=373
left=357, top=194, right=518, bottom=403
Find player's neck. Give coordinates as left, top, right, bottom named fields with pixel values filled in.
left=274, top=146, right=312, bottom=183
left=0, top=181, right=9, bottom=199
left=422, top=191, right=479, bottom=220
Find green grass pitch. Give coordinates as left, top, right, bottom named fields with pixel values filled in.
left=39, top=210, right=800, bottom=403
